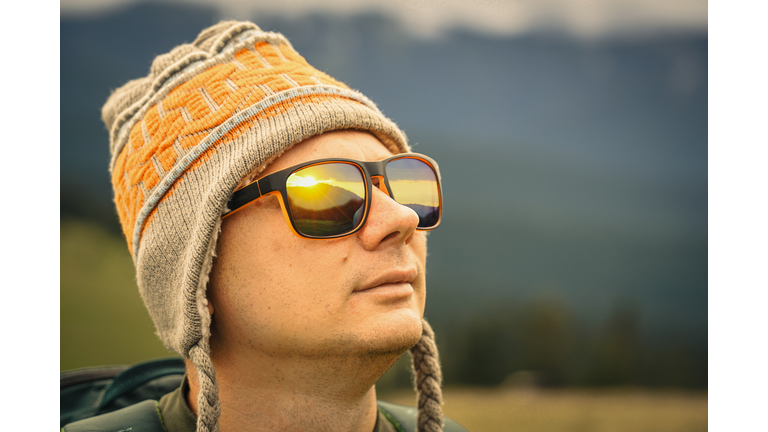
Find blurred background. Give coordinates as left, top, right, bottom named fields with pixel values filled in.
left=61, top=0, right=707, bottom=430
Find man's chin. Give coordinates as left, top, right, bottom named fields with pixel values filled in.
left=292, top=310, right=424, bottom=360
left=355, top=311, right=424, bottom=358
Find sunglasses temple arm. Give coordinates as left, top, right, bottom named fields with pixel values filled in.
left=226, top=176, right=275, bottom=215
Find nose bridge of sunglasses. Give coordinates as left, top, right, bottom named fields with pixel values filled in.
left=370, top=175, right=391, bottom=197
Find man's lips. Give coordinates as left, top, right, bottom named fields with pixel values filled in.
left=354, top=267, right=418, bottom=293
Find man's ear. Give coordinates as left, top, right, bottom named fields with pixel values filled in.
left=207, top=298, right=214, bottom=316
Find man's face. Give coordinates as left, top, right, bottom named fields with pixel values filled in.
left=208, top=130, right=427, bottom=361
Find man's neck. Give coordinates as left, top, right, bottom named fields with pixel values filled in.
left=187, top=350, right=399, bottom=432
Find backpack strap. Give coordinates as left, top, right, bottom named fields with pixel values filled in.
left=62, top=399, right=165, bottom=432
left=377, top=400, right=470, bottom=432
left=61, top=358, right=185, bottom=427
left=378, top=401, right=415, bottom=432
left=99, top=358, right=186, bottom=410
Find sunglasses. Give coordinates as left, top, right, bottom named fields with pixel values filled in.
left=223, top=153, right=443, bottom=239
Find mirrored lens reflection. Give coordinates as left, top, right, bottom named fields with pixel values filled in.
left=386, top=158, right=440, bottom=228
left=286, top=163, right=366, bottom=237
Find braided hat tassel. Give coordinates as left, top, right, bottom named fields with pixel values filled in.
left=189, top=217, right=222, bottom=432
left=189, top=343, right=221, bottom=432
left=410, top=319, right=444, bottom=432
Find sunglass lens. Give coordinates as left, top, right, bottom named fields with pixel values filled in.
left=286, top=163, right=367, bottom=237
left=385, top=158, right=441, bottom=228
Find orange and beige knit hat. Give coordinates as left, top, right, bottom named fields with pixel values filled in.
left=102, top=21, right=444, bottom=432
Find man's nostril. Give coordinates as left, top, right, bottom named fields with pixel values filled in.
left=381, top=231, right=400, bottom=243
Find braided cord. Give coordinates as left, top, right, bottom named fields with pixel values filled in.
left=189, top=344, right=221, bottom=432
left=410, top=319, right=444, bottom=432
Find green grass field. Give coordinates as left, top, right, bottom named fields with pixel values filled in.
left=380, top=387, right=707, bottom=432
left=61, top=220, right=173, bottom=371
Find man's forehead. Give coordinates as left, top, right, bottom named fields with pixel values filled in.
left=239, top=130, right=392, bottom=187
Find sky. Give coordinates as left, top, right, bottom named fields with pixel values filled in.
left=59, top=0, right=707, bottom=39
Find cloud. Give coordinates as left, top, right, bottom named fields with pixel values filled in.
left=60, top=0, right=707, bottom=39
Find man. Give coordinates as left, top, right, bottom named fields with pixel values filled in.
left=73, top=20, right=464, bottom=432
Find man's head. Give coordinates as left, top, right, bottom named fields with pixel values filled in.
left=103, top=20, right=443, bottom=431
left=209, top=130, right=427, bottom=363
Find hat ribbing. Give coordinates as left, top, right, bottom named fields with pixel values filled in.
left=103, top=20, right=443, bottom=432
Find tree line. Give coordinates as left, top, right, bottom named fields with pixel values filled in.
left=378, top=297, right=706, bottom=391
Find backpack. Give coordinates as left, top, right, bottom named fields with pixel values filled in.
left=60, top=358, right=468, bottom=432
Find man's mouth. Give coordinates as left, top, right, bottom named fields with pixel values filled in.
left=354, top=268, right=418, bottom=293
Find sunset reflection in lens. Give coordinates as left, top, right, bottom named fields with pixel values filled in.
left=286, top=163, right=366, bottom=237
left=386, top=158, right=440, bottom=228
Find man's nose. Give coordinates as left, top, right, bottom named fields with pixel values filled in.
left=356, top=176, right=419, bottom=250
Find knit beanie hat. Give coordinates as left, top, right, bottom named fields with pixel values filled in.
left=102, top=21, right=444, bottom=432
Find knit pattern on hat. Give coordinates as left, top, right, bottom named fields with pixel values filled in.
left=102, top=20, right=442, bottom=432
left=104, top=21, right=406, bottom=256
